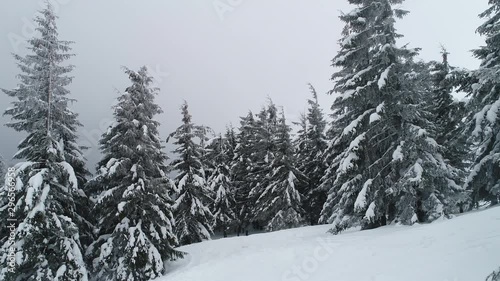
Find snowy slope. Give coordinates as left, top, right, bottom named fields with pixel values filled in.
left=160, top=207, right=500, bottom=281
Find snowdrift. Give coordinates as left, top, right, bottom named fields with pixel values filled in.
left=161, top=207, right=500, bottom=281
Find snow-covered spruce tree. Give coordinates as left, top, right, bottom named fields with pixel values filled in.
left=253, top=111, right=306, bottom=231
left=387, top=61, right=467, bottom=224
left=197, top=125, right=216, bottom=182
left=1, top=2, right=93, bottom=248
left=3, top=3, right=91, bottom=189
left=169, top=101, right=214, bottom=245
left=317, top=104, right=345, bottom=222
left=461, top=2, right=500, bottom=206
left=207, top=134, right=237, bottom=235
left=428, top=49, right=469, bottom=180
left=0, top=4, right=92, bottom=280
left=294, top=84, right=328, bottom=225
left=231, top=111, right=259, bottom=233
left=319, top=0, right=465, bottom=232
left=253, top=101, right=279, bottom=176
left=86, top=67, right=182, bottom=281
left=224, top=125, right=238, bottom=167
left=294, top=113, right=309, bottom=155
left=0, top=140, right=89, bottom=280
left=248, top=100, right=280, bottom=229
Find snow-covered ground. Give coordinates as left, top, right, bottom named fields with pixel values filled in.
left=161, top=207, right=500, bottom=281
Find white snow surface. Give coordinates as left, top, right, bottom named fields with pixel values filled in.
left=392, top=141, right=405, bottom=162
left=342, top=110, right=373, bottom=136
left=369, top=112, right=380, bottom=124
left=486, top=97, right=500, bottom=124
left=364, top=201, right=376, bottom=221
left=378, top=64, right=392, bottom=89
left=59, top=161, right=78, bottom=189
left=160, top=207, right=500, bottom=281
left=354, top=179, right=372, bottom=211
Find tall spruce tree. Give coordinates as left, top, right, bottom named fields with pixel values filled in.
left=294, top=84, right=328, bottom=225
left=294, top=113, right=309, bottom=156
left=318, top=114, right=344, bottom=221
left=253, top=111, right=306, bottom=231
left=197, top=125, right=216, bottom=182
left=461, top=2, right=500, bottom=206
left=3, top=5, right=90, bottom=189
left=0, top=4, right=90, bottom=280
left=207, top=134, right=237, bottom=235
left=248, top=100, right=279, bottom=229
left=169, top=101, right=214, bottom=245
left=429, top=49, right=469, bottom=176
left=231, top=111, right=258, bottom=233
left=86, top=67, right=182, bottom=281
left=389, top=61, right=466, bottom=223
left=429, top=49, right=460, bottom=143
left=0, top=134, right=89, bottom=281
left=320, top=0, right=465, bottom=233
left=224, top=125, right=238, bottom=167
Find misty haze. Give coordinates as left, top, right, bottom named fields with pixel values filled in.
left=0, top=1, right=499, bottom=281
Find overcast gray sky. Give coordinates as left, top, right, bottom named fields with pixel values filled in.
left=0, top=0, right=490, bottom=170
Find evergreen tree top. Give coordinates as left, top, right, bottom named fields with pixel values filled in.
left=87, top=67, right=182, bottom=280
left=2, top=2, right=89, bottom=184
left=94, top=66, right=168, bottom=191
left=168, top=101, right=208, bottom=184
left=306, top=84, right=327, bottom=143
left=332, top=0, right=418, bottom=112
left=474, top=2, right=500, bottom=72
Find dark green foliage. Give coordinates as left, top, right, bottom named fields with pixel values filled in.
left=320, top=0, right=465, bottom=232
left=86, top=67, right=182, bottom=281
left=231, top=111, right=259, bottom=231
left=461, top=1, right=500, bottom=206
left=0, top=4, right=90, bottom=280
left=252, top=111, right=306, bottom=231
left=294, top=84, right=328, bottom=225
left=428, top=49, right=469, bottom=172
left=169, top=101, right=214, bottom=245
left=207, top=134, right=237, bottom=234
